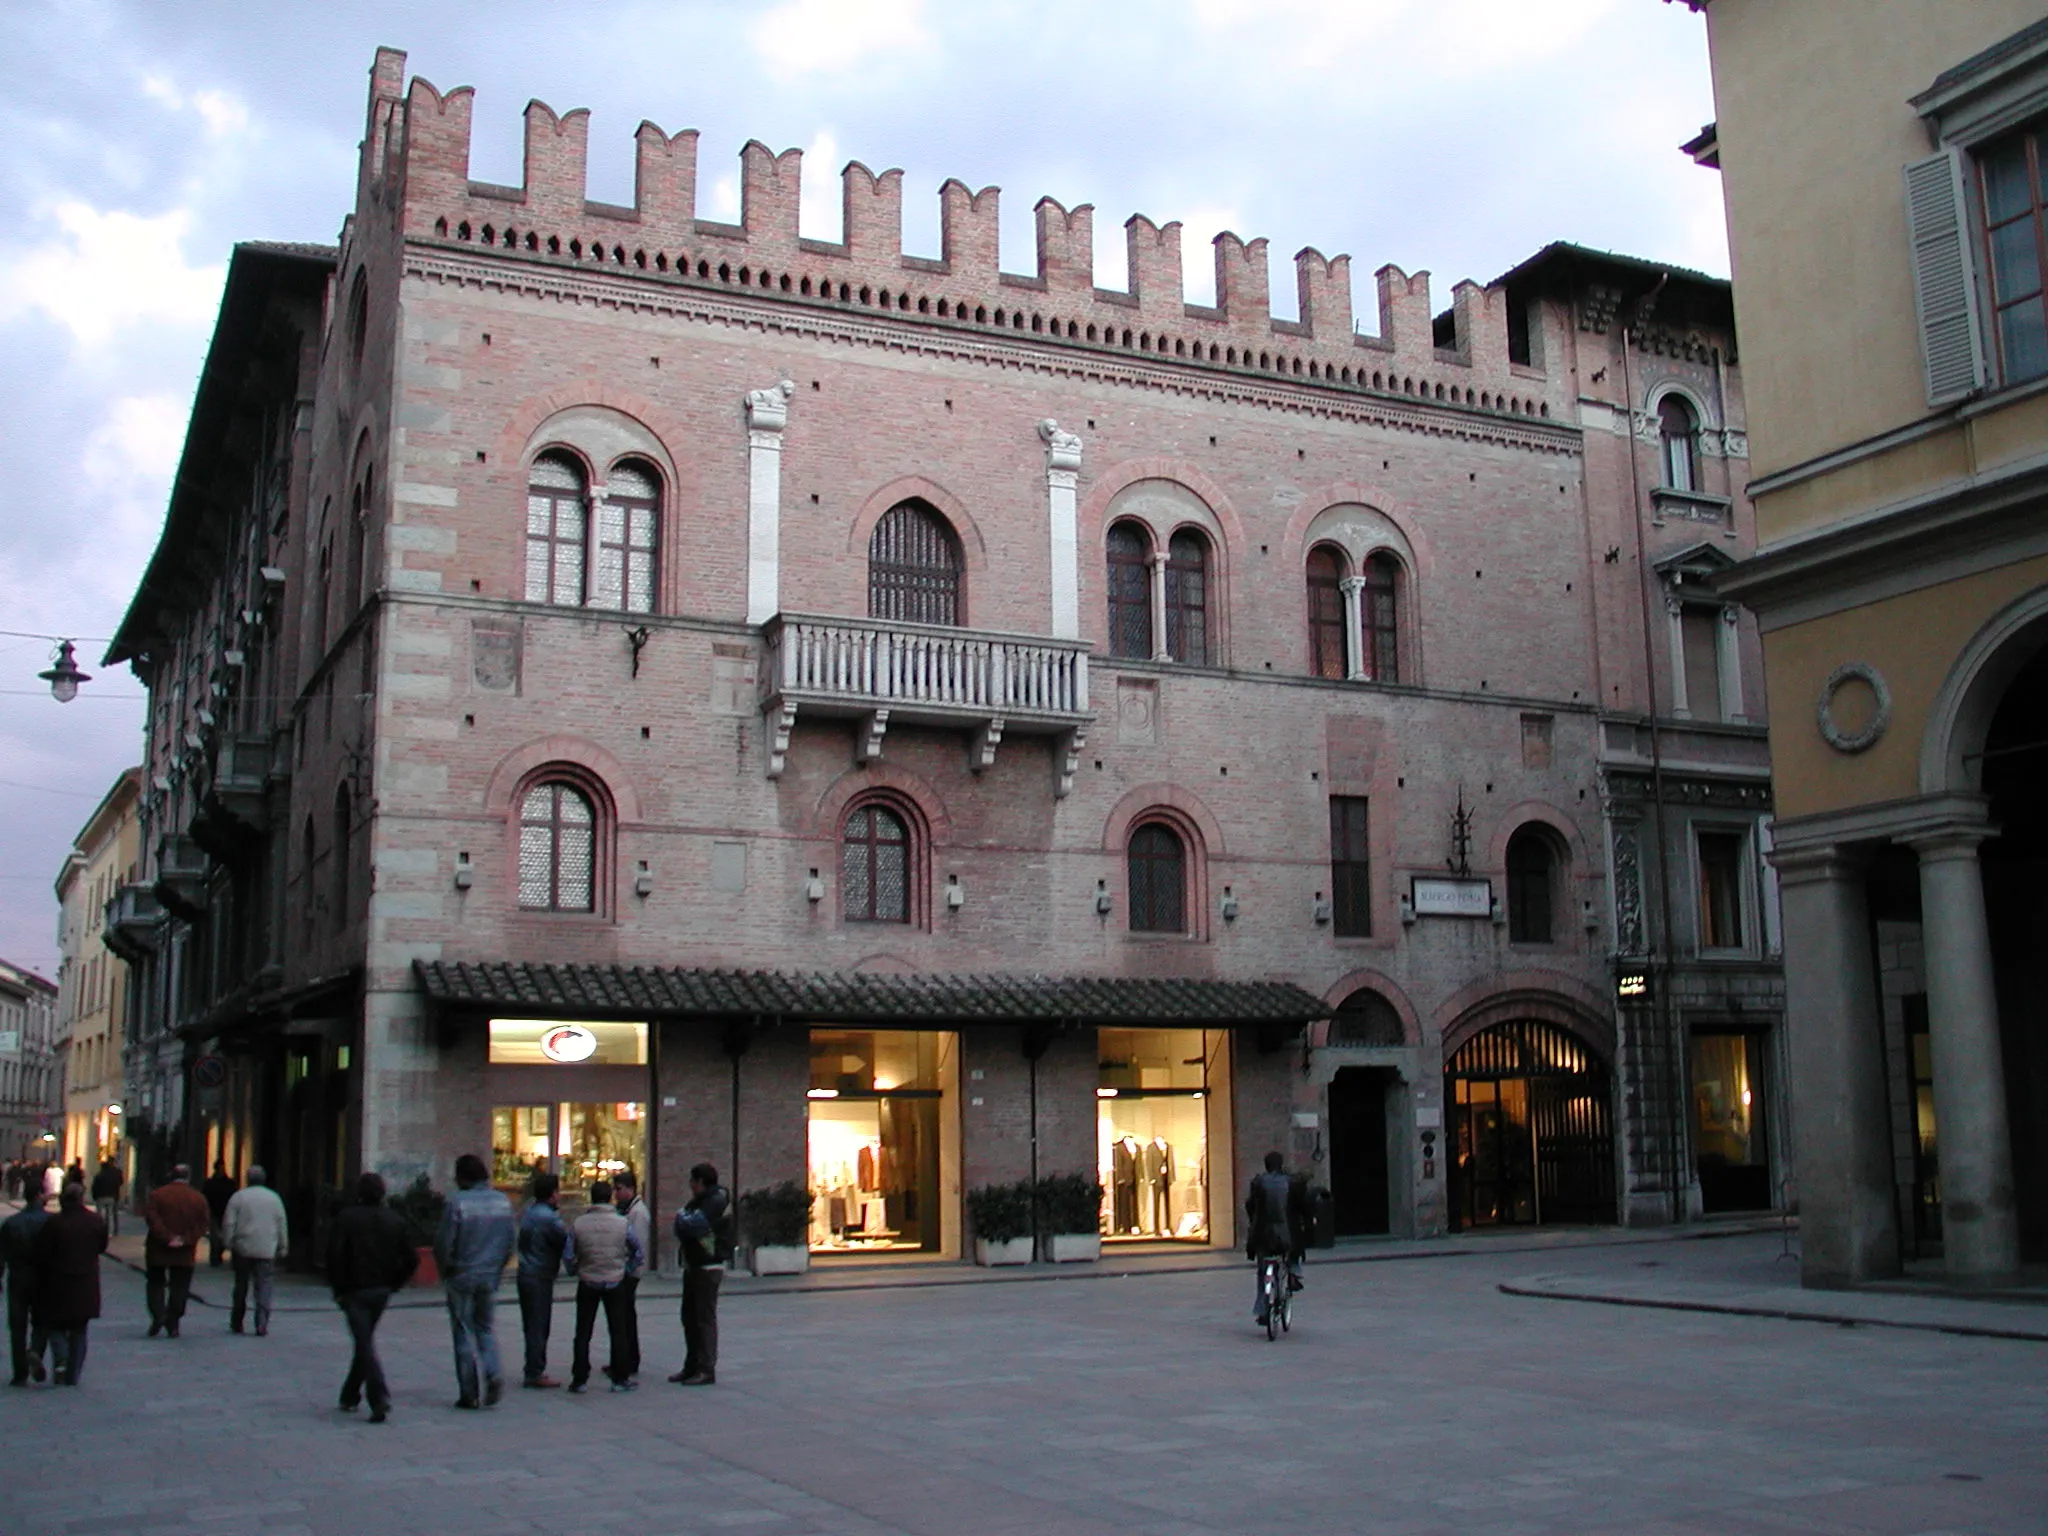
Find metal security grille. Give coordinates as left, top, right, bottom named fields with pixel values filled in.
left=843, top=805, right=910, bottom=922
left=1306, top=546, right=1346, bottom=678
left=519, top=783, right=596, bottom=912
left=868, top=503, right=961, bottom=626
left=1165, top=531, right=1209, bottom=665
left=1448, top=1020, right=1613, bottom=1229
left=1328, top=987, right=1401, bottom=1046
left=1127, top=822, right=1186, bottom=933
left=526, top=454, right=587, bottom=606
left=1106, top=523, right=1152, bottom=658
left=592, top=460, right=659, bottom=613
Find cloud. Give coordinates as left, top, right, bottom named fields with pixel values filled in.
left=750, top=0, right=933, bottom=80
left=138, top=72, right=252, bottom=138
left=86, top=394, right=187, bottom=488
left=800, top=128, right=844, bottom=241
left=0, top=201, right=225, bottom=347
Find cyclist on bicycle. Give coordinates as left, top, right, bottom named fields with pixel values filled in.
left=1244, top=1151, right=1310, bottom=1325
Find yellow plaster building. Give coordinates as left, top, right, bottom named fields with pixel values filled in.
left=54, top=769, right=142, bottom=1180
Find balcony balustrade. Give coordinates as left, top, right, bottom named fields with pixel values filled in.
left=103, top=883, right=166, bottom=964
left=153, top=833, right=212, bottom=921
left=760, top=613, right=1094, bottom=792
left=193, top=730, right=282, bottom=857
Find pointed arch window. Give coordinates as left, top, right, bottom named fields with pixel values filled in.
left=1306, top=545, right=1348, bottom=679
left=1165, top=531, right=1210, bottom=666
left=1106, top=521, right=1153, bottom=659
left=868, top=501, right=961, bottom=626
left=593, top=460, right=660, bottom=613
left=519, top=780, right=597, bottom=912
left=526, top=453, right=588, bottom=606
left=1127, top=822, right=1187, bottom=934
left=1362, top=553, right=1400, bottom=683
left=1658, top=395, right=1700, bottom=493
left=842, top=802, right=911, bottom=923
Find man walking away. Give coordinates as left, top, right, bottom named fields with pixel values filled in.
left=669, top=1162, right=734, bottom=1387
left=435, top=1153, right=514, bottom=1410
left=515, top=1171, right=567, bottom=1389
left=142, top=1164, right=210, bottom=1337
left=31, top=1184, right=106, bottom=1385
left=326, top=1172, right=418, bottom=1423
left=201, top=1161, right=238, bottom=1267
left=563, top=1178, right=642, bottom=1393
left=1, top=1188, right=50, bottom=1385
left=89, top=1160, right=123, bottom=1236
left=611, top=1169, right=650, bottom=1387
left=222, top=1166, right=289, bottom=1336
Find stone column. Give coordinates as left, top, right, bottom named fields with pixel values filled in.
left=1664, top=592, right=1691, bottom=717
left=1905, top=819, right=2021, bottom=1282
left=1717, top=604, right=1746, bottom=723
left=1148, top=550, right=1171, bottom=661
left=1770, top=843, right=1900, bottom=1286
left=1339, top=574, right=1367, bottom=682
left=744, top=380, right=794, bottom=625
left=1038, top=420, right=1082, bottom=640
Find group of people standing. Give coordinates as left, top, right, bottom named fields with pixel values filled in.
left=326, top=1154, right=736, bottom=1424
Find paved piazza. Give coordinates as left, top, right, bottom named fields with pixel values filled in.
left=5, top=1232, right=2042, bottom=1536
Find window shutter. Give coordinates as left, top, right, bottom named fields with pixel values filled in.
left=1904, top=149, right=1987, bottom=405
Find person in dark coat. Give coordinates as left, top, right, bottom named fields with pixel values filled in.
left=143, top=1164, right=210, bottom=1337
left=31, top=1184, right=107, bottom=1385
left=326, top=1171, right=419, bottom=1423
left=200, top=1161, right=238, bottom=1266
left=90, top=1161, right=124, bottom=1236
left=1, top=1188, right=50, bottom=1385
left=668, top=1163, right=734, bottom=1387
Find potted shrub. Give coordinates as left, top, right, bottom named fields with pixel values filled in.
left=1034, top=1172, right=1103, bottom=1262
left=738, top=1180, right=813, bottom=1275
left=967, top=1180, right=1035, bottom=1265
left=389, top=1174, right=446, bottom=1287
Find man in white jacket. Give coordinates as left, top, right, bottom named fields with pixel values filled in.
left=221, top=1166, right=289, bottom=1336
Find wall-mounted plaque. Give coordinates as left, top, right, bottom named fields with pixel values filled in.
left=1410, top=876, right=1492, bottom=918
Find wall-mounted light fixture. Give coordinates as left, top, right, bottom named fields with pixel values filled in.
left=1311, top=892, right=1331, bottom=926
left=1399, top=893, right=1417, bottom=926
left=805, top=868, right=826, bottom=903
left=453, top=852, right=474, bottom=891
left=634, top=860, right=653, bottom=898
left=1489, top=896, right=1506, bottom=927
left=1219, top=885, right=1239, bottom=922
left=1094, top=879, right=1112, bottom=916
left=945, top=874, right=964, bottom=909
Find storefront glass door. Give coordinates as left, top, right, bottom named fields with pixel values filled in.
left=1690, top=1031, right=1771, bottom=1212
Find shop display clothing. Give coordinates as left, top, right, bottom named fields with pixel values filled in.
left=1144, top=1137, right=1175, bottom=1235
left=1111, top=1136, right=1140, bottom=1233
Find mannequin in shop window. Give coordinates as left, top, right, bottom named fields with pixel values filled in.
left=1144, top=1137, right=1174, bottom=1236
left=1111, top=1135, right=1141, bottom=1234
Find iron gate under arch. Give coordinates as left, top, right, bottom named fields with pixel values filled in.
left=1447, top=1018, right=1615, bottom=1230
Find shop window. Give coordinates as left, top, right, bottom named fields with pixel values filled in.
left=1098, top=1027, right=1215, bottom=1241
left=1165, top=530, right=1210, bottom=665
left=1362, top=552, right=1400, bottom=683
left=1328, top=795, right=1371, bottom=937
left=1306, top=544, right=1348, bottom=679
left=1658, top=394, right=1700, bottom=492
left=525, top=451, right=588, bottom=605
left=842, top=802, right=912, bottom=923
left=1696, top=828, right=1748, bottom=951
left=490, top=1100, right=646, bottom=1203
left=868, top=500, right=962, bottom=627
left=1106, top=520, right=1152, bottom=659
left=1127, top=821, right=1187, bottom=934
left=518, top=779, right=598, bottom=912
left=1690, top=1031, right=1770, bottom=1212
left=592, top=459, right=660, bottom=614
left=808, top=1029, right=956, bottom=1253
left=1505, top=825, right=1559, bottom=944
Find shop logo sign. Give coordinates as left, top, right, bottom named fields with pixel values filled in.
left=539, top=1024, right=599, bottom=1064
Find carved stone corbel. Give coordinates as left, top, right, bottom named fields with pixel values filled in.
left=1054, top=725, right=1087, bottom=799
left=766, top=701, right=798, bottom=780
left=856, top=709, right=891, bottom=764
left=969, top=717, right=1005, bottom=774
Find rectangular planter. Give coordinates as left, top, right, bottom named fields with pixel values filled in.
left=749, top=1244, right=809, bottom=1276
left=974, top=1236, right=1034, bottom=1267
left=1042, top=1232, right=1101, bottom=1263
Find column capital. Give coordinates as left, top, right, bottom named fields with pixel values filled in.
left=1766, top=841, right=1869, bottom=888
left=1337, top=574, right=1368, bottom=596
left=1037, top=417, right=1083, bottom=473
left=745, top=378, right=795, bottom=434
left=1901, top=814, right=1999, bottom=861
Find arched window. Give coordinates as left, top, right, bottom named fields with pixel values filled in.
left=842, top=803, right=911, bottom=923
left=519, top=780, right=597, bottom=912
left=332, top=784, right=352, bottom=930
left=1127, top=822, right=1187, bottom=934
left=526, top=453, right=588, bottom=606
left=592, top=460, right=659, bottom=613
left=1306, top=545, right=1348, bottom=679
left=1362, top=553, right=1400, bottom=684
left=868, top=501, right=961, bottom=626
left=1106, top=522, right=1153, bottom=659
left=1329, top=988, right=1403, bottom=1047
left=349, top=466, right=372, bottom=611
left=1659, top=395, right=1699, bottom=493
left=1506, top=825, right=1560, bottom=944
left=1165, top=531, right=1210, bottom=665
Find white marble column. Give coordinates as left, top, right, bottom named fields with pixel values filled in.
left=1717, top=604, right=1746, bottom=723
left=1339, top=574, right=1367, bottom=681
left=1770, top=841, right=1901, bottom=1286
left=1664, top=592, right=1691, bottom=718
left=1148, top=549, right=1171, bottom=661
left=744, top=380, right=794, bottom=625
left=1905, top=818, right=2021, bottom=1281
left=1038, top=419, right=1082, bottom=640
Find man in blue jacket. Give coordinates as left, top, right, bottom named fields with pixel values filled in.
left=435, top=1154, right=515, bottom=1409
left=1, top=1187, right=50, bottom=1385
left=515, top=1171, right=567, bottom=1389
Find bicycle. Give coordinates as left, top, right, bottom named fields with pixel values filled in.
left=1256, top=1253, right=1291, bottom=1340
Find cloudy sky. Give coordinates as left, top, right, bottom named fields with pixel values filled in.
left=0, top=0, right=1721, bottom=976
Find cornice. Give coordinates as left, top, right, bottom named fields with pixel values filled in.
left=401, top=243, right=1583, bottom=458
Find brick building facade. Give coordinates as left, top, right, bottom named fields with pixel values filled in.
left=107, top=48, right=1781, bottom=1260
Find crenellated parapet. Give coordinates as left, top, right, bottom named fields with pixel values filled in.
left=365, top=49, right=1563, bottom=419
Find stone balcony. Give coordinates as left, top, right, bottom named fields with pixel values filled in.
left=103, top=883, right=166, bottom=964
left=761, top=613, right=1095, bottom=793
left=193, top=729, right=283, bottom=858
left=153, top=834, right=212, bottom=921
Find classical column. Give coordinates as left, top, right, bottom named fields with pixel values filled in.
left=1664, top=592, right=1691, bottom=717
left=1770, top=842, right=1900, bottom=1286
left=1905, top=817, right=2021, bottom=1281
left=1148, top=550, right=1171, bottom=662
left=1717, top=604, right=1746, bottom=723
left=1038, top=419, right=1083, bottom=639
left=744, top=380, right=794, bottom=625
left=1339, top=574, right=1368, bottom=682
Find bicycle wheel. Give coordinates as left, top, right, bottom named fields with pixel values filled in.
left=1279, top=1292, right=1291, bottom=1333
left=1264, top=1264, right=1280, bottom=1341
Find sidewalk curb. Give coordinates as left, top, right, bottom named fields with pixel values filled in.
left=1497, top=1280, right=2048, bottom=1343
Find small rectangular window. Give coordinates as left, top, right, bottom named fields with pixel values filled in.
left=1329, top=796, right=1371, bottom=938
left=1681, top=607, right=1722, bottom=723
left=1697, top=830, right=1747, bottom=951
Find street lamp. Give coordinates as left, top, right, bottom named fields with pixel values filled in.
left=37, top=640, right=90, bottom=704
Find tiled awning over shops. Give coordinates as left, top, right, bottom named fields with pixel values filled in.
left=414, top=960, right=1329, bottom=1027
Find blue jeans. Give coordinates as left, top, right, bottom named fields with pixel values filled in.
left=443, top=1277, right=501, bottom=1403
left=515, top=1272, right=555, bottom=1383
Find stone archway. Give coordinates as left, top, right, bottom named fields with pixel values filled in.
left=1445, top=1017, right=1615, bottom=1230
